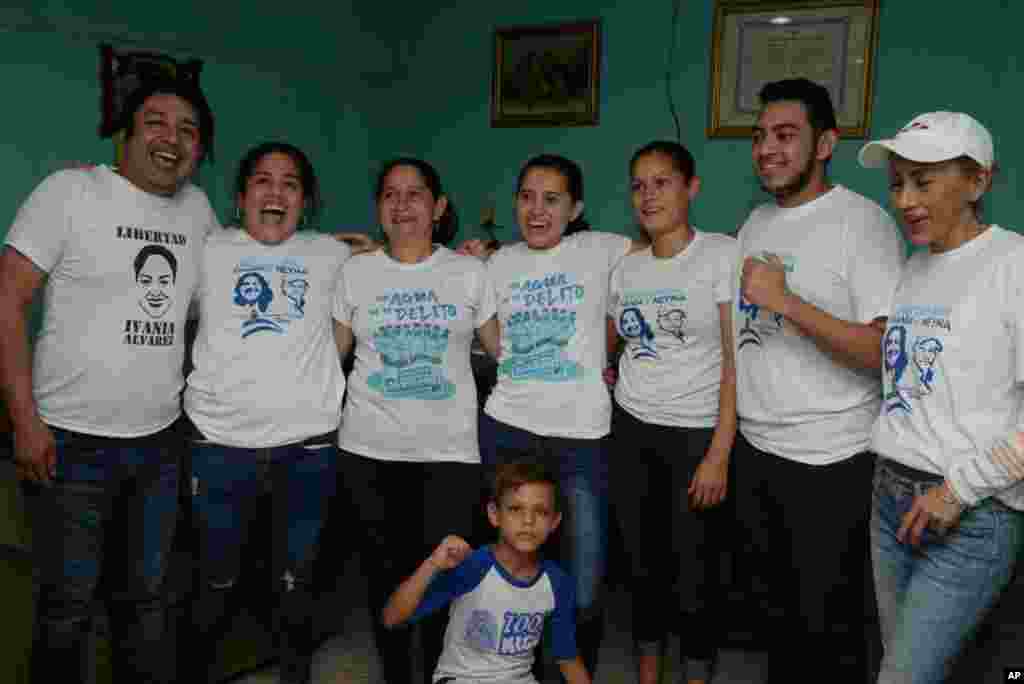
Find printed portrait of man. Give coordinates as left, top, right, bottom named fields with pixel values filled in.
left=282, top=276, right=309, bottom=318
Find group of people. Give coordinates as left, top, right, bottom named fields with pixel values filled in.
left=1, top=69, right=1022, bottom=684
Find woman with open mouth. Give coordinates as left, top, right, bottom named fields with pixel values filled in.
left=183, top=141, right=355, bottom=684
left=860, top=112, right=1024, bottom=683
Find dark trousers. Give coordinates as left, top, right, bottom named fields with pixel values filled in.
left=23, top=423, right=180, bottom=684
left=186, top=425, right=338, bottom=684
left=732, top=431, right=872, bottom=682
left=336, top=451, right=481, bottom=684
left=611, top=403, right=726, bottom=673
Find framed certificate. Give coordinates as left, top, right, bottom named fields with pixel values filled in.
left=708, top=0, right=879, bottom=138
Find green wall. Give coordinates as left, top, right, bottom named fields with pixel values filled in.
left=358, top=0, right=1022, bottom=244
left=0, top=1, right=377, bottom=235
left=3, top=2, right=1018, bottom=244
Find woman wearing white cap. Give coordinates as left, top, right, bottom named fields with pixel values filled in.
left=860, top=112, right=1024, bottom=683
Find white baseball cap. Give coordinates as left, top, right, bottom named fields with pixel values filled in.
left=858, top=111, right=994, bottom=170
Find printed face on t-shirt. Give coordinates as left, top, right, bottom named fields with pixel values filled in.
left=283, top=277, right=309, bottom=314
left=135, top=249, right=177, bottom=319
left=238, top=273, right=265, bottom=304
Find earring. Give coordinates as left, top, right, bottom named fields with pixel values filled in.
left=234, top=205, right=242, bottom=224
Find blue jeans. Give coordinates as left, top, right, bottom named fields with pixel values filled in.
left=872, top=458, right=1024, bottom=684
left=478, top=412, right=608, bottom=617
left=23, top=423, right=181, bottom=684
left=189, top=428, right=338, bottom=684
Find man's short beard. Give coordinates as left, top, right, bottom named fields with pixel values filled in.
left=760, top=156, right=815, bottom=202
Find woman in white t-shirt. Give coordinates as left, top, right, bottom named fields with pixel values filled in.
left=859, top=112, right=1024, bottom=683
left=184, top=142, right=352, bottom=683
left=332, top=158, right=499, bottom=684
left=475, top=153, right=647, bottom=675
left=607, top=141, right=737, bottom=684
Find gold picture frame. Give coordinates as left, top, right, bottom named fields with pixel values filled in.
left=708, top=0, right=879, bottom=138
left=491, top=20, right=601, bottom=128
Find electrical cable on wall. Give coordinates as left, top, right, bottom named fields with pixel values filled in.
left=665, top=0, right=683, bottom=142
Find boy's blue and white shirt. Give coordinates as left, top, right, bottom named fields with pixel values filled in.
left=411, top=545, right=577, bottom=683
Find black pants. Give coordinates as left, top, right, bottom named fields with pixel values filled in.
left=732, top=431, right=872, bottom=683
left=336, top=451, right=482, bottom=684
left=611, top=403, right=726, bottom=670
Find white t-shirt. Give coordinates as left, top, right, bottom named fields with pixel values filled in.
left=872, top=226, right=1024, bottom=511
left=609, top=230, right=738, bottom=428
left=734, top=185, right=904, bottom=465
left=335, top=247, right=496, bottom=463
left=484, top=231, right=632, bottom=439
left=411, top=546, right=576, bottom=684
left=184, top=229, right=351, bottom=447
left=5, top=165, right=217, bottom=438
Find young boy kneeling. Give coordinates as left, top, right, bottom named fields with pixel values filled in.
left=382, top=461, right=591, bottom=683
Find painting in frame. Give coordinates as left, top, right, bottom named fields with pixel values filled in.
left=708, top=0, right=879, bottom=138
left=491, top=20, right=601, bottom=128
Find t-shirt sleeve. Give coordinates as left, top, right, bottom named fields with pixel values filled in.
left=485, top=254, right=505, bottom=313
left=545, top=563, right=578, bottom=661
left=715, top=238, right=741, bottom=304
left=198, top=190, right=221, bottom=237
left=474, top=263, right=498, bottom=328
left=332, top=261, right=354, bottom=324
left=846, top=204, right=905, bottom=323
left=598, top=232, right=632, bottom=273
left=334, top=237, right=353, bottom=267
left=409, top=548, right=493, bottom=623
left=608, top=261, right=623, bottom=318
left=945, top=243, right=1024, bottom=505
left=1008, top=256, right=1024, bottom=388
left=5, top=170, right=84, bottom=273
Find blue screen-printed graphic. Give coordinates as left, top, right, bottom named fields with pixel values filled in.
left=366, top=288, right=457, bottom=399
left=233, top=257, right=310, bottom=338
left=883, top=304, right=951, bottom=414
left=498, top=272, right=583, bottom=382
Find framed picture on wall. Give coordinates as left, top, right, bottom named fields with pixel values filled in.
left=491, top=20, right=601, bottom=128
left=708, top=0, right=879, bottom=138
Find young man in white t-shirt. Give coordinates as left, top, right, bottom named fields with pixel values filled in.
left=733, top=78, right=904, bottom=682
left=0, top=78, right=218, bottom=684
